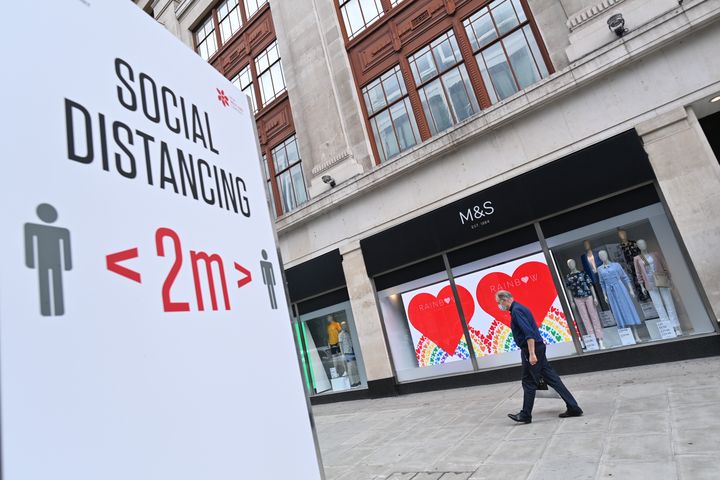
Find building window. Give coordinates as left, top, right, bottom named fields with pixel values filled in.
left=244, top=0, right=268, bottom=18
left=339, top=0, right=384, bottom=40
left=408, top=30, right=480, bottom=136
left=255, top=41, right=286, bottom=107
left=362, top=65, right=421, bottom=163
left=464, top=0, right=549, bottom=104
left=194, top=16, right=218, bottom=61
left=217, top=0, right=243, bottom=43
left=231, top=65, right=257, bottom=113
left=262, top=154, right=277, bottom=218
left=272, top=135, right=308, bottom=214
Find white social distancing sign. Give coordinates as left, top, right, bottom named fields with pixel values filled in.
left=0, top=1, right=323, bottom=479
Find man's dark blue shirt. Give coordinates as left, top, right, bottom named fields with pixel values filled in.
left=510, top=301, right=544, bottom=348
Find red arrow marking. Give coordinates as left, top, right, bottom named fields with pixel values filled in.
left=107, top=248, right=142, bottom=283
left=234, top=262, right=252, bottom=288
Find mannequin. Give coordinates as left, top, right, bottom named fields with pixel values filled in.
left=339, top=321, right=361, bottom=387
left=633, top=240, right=681, bottom=335
left=580, top=240, right=602, bottom=281
left=580, top=240, right=610, bottom=311
left=565, top=259, right=604, bottom=349
left=597, top=250, right=642, bottom=342
left=618, top=229, right=649, bottom=301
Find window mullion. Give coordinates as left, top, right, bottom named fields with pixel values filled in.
left=238, top=0, right=249, bottom=24
left=264, top=147, right=284, bottom=216
left=455, top=17, right=492, bottom=109
left=212, top=8, right=223, bottom=51
left=399, top=56, right=432, bottom=141
left=519, top=0, right=554, bottom=74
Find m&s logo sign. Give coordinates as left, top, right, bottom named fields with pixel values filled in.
left=459, top=201, right=495, bottom=228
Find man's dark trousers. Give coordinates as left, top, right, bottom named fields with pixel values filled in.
left=520, top=342, right=580, bottom=418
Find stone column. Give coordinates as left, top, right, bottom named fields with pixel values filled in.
left=637, top=106, right=720, bottom=321
left=269, top=0, right=371, bottom=197
left=339, top=241, right=395, bottom=394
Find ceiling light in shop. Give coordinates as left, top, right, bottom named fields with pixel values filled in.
left=711, top=95, right=720, bottom=103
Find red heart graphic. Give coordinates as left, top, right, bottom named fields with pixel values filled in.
left=475, top=261, right=557, bottom=328
left=407, top=285, right=475, bottom=355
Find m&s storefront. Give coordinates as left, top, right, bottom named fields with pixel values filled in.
left=289, top=131, right=720, bottom=402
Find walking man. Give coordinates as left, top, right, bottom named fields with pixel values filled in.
left=495, top=290, right=583, bottom=423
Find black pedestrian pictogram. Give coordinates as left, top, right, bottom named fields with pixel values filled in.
left=24, top=203, right=72, bottom=316
left=260, top=249, right=277, bottom=310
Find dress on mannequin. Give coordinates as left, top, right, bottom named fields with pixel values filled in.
left=620, top=240, right=650, bottom=301
left=565, top=271, right=603, bottom=340
left=580, top=249, right=603, bottom=282
left=634, top=252, right=680, bottom=331
left=580, top=248, right=610, bottom=311
left=598, top=263, right=642, bottom=328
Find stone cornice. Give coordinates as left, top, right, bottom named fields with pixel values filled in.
left=566, top=0, right=627, bottom=31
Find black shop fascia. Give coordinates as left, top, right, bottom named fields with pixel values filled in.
left=361, top=130, right=658, bottom=279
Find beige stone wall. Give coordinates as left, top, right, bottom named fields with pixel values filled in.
left=637, top=108, right=720, bottom=321
left=340, top=243, right=394, bottom=381
left=269, top=0, right=372, bottom=197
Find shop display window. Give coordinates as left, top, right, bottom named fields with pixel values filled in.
left=450, top=244, right=577, bottom=369
left=546, top=203, right=715, bottom=351
left=296, top=300, right=367, bottom=394
left=377, top=257, right=475, bottom=382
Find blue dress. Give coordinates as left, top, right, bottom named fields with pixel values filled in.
left=598, top=262, right=641, bottom=328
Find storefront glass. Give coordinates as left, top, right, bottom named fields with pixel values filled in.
left=546, top=203, right=714, bottom=351
left=377, top=257, right=475, bottom=382
left=296, top=299, right=367, bottom=394
left=372, top=192, right=716, bottom=384
left=450, top=240, right=577, bottom=369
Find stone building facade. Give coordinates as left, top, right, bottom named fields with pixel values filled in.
left=137, top=0, right=720, bottom=401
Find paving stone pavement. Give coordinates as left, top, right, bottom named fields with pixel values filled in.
left=312, top=357, right=720, bottom=480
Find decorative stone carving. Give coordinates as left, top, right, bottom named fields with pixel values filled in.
left=566, top=0, right=627, bottom=31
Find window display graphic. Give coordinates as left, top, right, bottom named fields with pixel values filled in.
left=402, top=283, right=475, bottom=366
left=401, top=253, right=572, bottom=367
left=462, top=253, right=572, bottom=356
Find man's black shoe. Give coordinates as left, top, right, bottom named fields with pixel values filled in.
left=507, top=413, right=532, bottom=424
left=558, top=408, right=583, bottom=418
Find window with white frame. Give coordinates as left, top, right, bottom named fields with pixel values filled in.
left=271, top=135, right=308, bottom=214
left=255, top=41, right=286, bottom=107
left=217, top=0, right=243, bottom=43
left=339, top=0, right=384, bottom=40
left=464, top=0, right=549, bottom=104
left=362, top=65, right=421, bottom=162
left=408, top=30, right=480, bottom=136
left=244, top=0, right=268, bottom=18
left=194, top=16, right=218, bottom=61
left=231, top=65, right=257, bottom=113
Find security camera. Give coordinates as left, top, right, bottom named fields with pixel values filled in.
left=607, top=13, right=627, bottom=37
left=322, top=175, right=336, bottom=188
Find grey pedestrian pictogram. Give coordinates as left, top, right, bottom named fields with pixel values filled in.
left=260, top=249, right=277, bottom=309
left=24, top=204, right=72, bottom=316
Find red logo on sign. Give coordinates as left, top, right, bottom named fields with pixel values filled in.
left=217, top=88, right=229, bottom=107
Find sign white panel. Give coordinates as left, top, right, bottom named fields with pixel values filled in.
left=617, top=328, right=637, bottom=346
left=656, top=320, right=678, bottom=340
left=0, top=1, right=322, bottom=479
left=582, top=334, right=600, bottom=351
